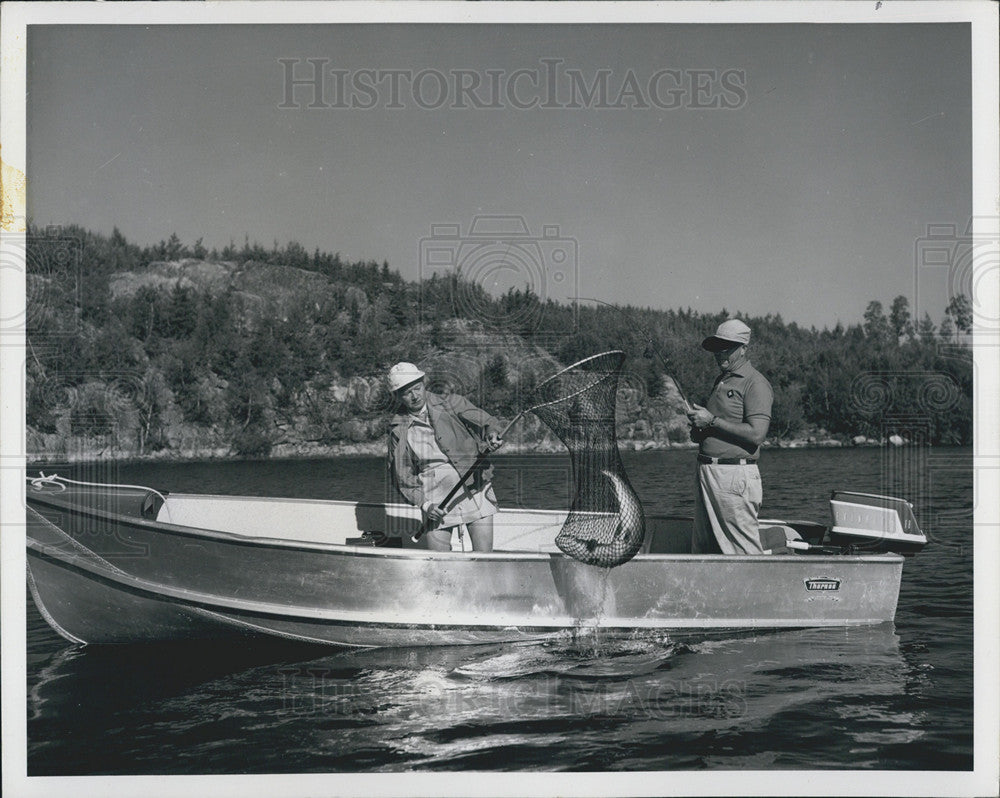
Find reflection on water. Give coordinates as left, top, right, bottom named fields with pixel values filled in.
left=273, top=626, right=914, bottom=771
left=28, top=616, right=935, bottom=773
left=26, top=448, right=973, bottom=772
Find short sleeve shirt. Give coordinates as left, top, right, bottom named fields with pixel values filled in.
left=699, top=360, right=773, bottom=459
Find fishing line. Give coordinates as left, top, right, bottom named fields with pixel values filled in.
left=573, top=296, right=693, bottom=411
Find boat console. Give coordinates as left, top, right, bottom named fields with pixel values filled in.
left=828, top=491, right=927, bottom=555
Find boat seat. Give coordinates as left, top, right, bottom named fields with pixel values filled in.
left=779, top=519, right=828, bottom=545
left=760, top=525, right=804, bottom=555
left=140, top=491, right=165, bottom=520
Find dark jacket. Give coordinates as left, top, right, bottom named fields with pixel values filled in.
left=387, top=391, right=501, bottom=507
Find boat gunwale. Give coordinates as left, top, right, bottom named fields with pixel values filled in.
left=25, top=488, right=906, bottom=564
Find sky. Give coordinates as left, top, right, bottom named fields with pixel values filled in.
left=26, top=22, right=972, bottom=329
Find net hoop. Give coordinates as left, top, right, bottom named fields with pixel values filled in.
left=527, top=350, right=626, bottom=414
left=526, top=349, right=645, bottom=568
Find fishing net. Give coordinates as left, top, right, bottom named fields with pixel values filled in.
left=530, top=351, right=646, bottom=567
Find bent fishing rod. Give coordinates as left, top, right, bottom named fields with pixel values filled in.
left=411, top=350, right=625, bottom=543
left=573, top=296, right=693, bottom=412
left=410, top=416, right=516, bottom=544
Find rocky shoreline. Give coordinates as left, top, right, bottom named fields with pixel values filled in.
left=26, top=430, right=916, bottom=467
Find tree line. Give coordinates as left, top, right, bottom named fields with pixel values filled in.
left=25, top=224, right=973, bottom=458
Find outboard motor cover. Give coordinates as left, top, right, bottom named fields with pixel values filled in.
left=828, top=491, right=927, bottom=555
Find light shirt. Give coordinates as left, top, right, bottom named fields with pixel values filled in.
left=700, top=360, right=773, bottom=459
left=405, top=407, right=497, bottom=524
left=406, top=409, right=450, bottom=467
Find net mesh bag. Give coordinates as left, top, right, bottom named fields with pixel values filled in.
left=531, top=351, right=646, bottom=567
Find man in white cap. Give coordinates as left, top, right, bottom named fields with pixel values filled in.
left=386, top=362, right=503, bottom=552
left=686, top=319, right=773, bottom=555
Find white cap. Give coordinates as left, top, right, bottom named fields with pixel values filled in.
left=387, top=362, right=425, bottom=392
left=702, top=319, right=752, bottom=351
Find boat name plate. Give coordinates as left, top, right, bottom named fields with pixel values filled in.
left=804, top=577, right=841, bottom=591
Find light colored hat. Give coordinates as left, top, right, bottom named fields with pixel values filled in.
left=702, top=319, right=752, bottom=351
left=387, top=362, right=425, bottom=392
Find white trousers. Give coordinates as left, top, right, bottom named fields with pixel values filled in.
left=692, top=463, right=764, bottom=555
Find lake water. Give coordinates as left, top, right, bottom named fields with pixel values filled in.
left=25, top=447, right=973, bottom=774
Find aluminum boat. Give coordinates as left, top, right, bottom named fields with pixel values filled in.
left=25, top=475, right=926, bottom=648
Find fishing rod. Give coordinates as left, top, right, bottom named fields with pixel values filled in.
left=412, top=351, right=628, bottom=544
left=573, top=296, right=693, bottom=412
left=410, top=414, right=516, bottom=544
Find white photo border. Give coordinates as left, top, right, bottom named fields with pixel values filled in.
left=2, top=3, right=997, bottom=797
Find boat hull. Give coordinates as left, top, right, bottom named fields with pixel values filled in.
left=25, top=485, right=904, bottom=648
left=27, top=545, right=903, bottom=648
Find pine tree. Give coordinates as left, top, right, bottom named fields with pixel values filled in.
left=890, top=295, right=913, bottom=341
